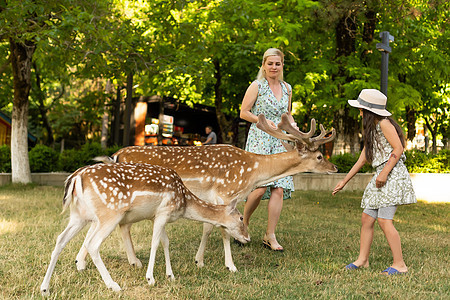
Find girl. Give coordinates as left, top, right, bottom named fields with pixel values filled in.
left=332, top=89, right=416, bottom=275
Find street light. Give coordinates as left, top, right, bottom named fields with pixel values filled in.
left=376, top=31, right=394, bottom=96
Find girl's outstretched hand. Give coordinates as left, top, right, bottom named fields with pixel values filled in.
left=332, top=180, right=346, bottom=195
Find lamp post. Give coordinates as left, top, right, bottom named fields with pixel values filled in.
left=376, top=31, right=394, bottom=96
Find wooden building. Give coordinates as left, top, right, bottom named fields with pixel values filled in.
left=0, top=111, right=37, bottom=146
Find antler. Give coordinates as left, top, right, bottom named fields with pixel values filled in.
left=258, top=113, right=336, bottom=150
left=310, top=125, right=336, bottom=148
left=278, top=114, right=316, bottom=141
left=256, top=114, right=297, bottom=142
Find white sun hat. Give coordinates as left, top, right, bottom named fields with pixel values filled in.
left=348, top=89, right=391, bottom=116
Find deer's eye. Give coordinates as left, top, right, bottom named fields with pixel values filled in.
left=240, top=216, right=244, bottom=221
left=317, top=155, right=323, bottom=160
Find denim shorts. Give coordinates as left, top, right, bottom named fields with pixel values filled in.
left=363, top=206, right=397, bottom=220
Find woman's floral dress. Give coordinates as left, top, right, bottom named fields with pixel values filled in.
left=361, top=123, right=417, bottom=209
left=245, top=78, right=294, bottom=200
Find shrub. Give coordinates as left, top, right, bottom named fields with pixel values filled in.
left=58, top=148, right=83, bottom=172
left=0, top=145, right=11, bottom=173
left=57, top=142, right=116, bottom=172
left=330, top=149, right=450, bottom=174
left=329, top=152, right=373, bottom=173
left=405, top=149, right=450, bottom=173
left=29, top=145, right=60, bottom=172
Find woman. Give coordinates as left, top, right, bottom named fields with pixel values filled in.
left=240, top=48, right=297, bottom=251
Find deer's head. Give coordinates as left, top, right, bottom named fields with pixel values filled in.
left=222, top=199, right=250, bottom=244
left=257, top=113, right=338, bottom=174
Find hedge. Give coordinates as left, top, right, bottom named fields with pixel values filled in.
left=0, top=144, right=449, bottom=173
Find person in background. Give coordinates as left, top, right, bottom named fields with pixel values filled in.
left=240, top=48, right=297, bottom=252
left=332, top=89, right=416, bottom=275
left=203, top=126, right=217, bottom=145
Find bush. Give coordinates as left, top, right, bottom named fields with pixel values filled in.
left=29, top=145, right=60, bottom=172
left=57, top=142, right=113, bottom=172
left=330, top=149, right=450, bottom=174
left=0, top=145, right=11, bottom=173
left=405, top=149, right=450, bottom=173
left=329, top=152, right=373, bottom=173
left=58, top=148, right=83, bottom=172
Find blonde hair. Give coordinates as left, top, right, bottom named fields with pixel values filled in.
left=256, top=48, right=284, bottom=81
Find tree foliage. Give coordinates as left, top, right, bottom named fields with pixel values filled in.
left=0, top=0, right=448, bottom=157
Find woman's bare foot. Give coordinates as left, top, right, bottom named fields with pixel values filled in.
left=263, top=233, right=283, bottom=251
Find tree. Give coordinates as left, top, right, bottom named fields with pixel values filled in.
left=0, top=0, right=115, bottom=182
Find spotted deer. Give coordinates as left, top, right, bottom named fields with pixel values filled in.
left=83, top=113, right=337, bottom=272
left=40, top=163, right=249, bottom=295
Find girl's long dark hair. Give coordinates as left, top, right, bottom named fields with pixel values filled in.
left=362, top=109, right=405, bottom=163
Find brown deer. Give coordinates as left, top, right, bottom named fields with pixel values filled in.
left=81, top=113, right=336, bottom=272
left=40, top=163, right=249, bottom=295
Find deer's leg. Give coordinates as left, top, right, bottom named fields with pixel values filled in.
left=146, top=215, right=169, bottom=286
left=119, top=223, right=142, bottom=268
left=85, top=218, right=122, bottom=292
left=195, top=222, right=214, bottom=268
left=41, top=216, right=87, bottom=296
left=220, top=228, right=237, bottom=272
left=75, top=222, right=96, bottom=271
left=160, top=227, right=174, bottom=281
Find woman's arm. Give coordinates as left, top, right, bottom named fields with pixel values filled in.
left=284, top=82, right=298, bottom=129
left=240, top=81, right=259, bottom=123
left=375, top=119, right=404, bottom=188
left=240, top=81, right=277, bottom=129
left=332, top=149, right=368, bottom=195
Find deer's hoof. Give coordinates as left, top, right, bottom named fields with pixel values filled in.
left=131, top=259, right=143, bottom=268
left=227, top=265, right=238, bottom=272
left=195, top=260, right=204, bottom=268
left=76, top=260, right=86, bottom=271
left=108, top=281, right=122, bottom=292
left=147, top=277, right=156, bottom=286
left=40, top=288, right=50, bottom=297
left=167, top=274, right=175, bottom=281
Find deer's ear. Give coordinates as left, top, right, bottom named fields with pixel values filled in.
left=226, top=198, right=238, bottom=213
left=281, top=141, right=295, bottom=151
left=295, top=141, right=307, bottom=153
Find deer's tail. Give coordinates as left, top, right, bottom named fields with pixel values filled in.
left=92, top=156, right=117, bottom=164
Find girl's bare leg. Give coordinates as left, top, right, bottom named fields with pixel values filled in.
left=352, top=212, right=376, bottom=267
left=377, top=218, right=408, bottom=272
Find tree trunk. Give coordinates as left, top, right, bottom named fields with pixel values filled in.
left=361, top=8, right=377, bottom=63
left=33, top=62, right=54, bottom=147
left=405, top=106, right=416, bottom=141
left=112, top=85, right=122, bottom=146
left=335, top=14, right=357, bottom=57
left=101, top=80, right=112, bottom=149
left=213, top=59, right=230, bottom=144
left=332, top=13, right=360, bottom=155
left=9, top=38, right=36, bottom=183
left=123, top=73, right=133, bottom=146
left=332, top=108, right=361, bottom=155
left=425, top=117, right=437, bottom=154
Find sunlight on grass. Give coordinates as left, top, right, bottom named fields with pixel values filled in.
left=425, top=224, right=448, bottom=233
left=0, top=219, right=22, bottom=234
left=0, top=194, right=11, bottom=201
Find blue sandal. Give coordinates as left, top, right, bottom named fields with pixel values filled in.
left=381, top=267, right=407, bottom=275
left=345, top=263, right=360, bottom=270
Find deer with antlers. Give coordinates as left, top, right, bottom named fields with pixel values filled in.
left=40, top=163, right=249, bottom=295
left=81, top=113, right=337, bottom=273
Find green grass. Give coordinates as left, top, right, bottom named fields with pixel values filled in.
left=0, top=184, right=448, bottom=299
